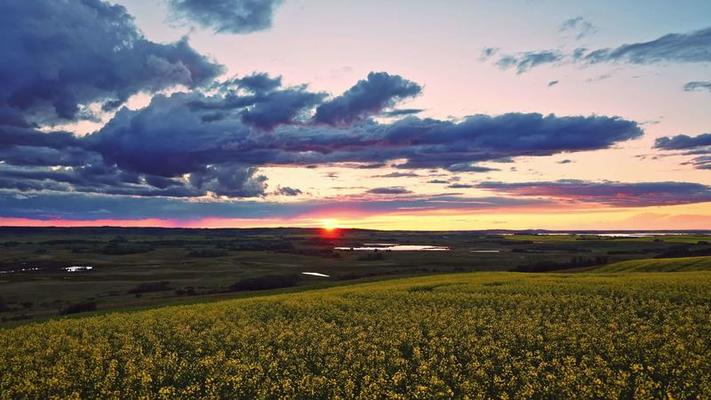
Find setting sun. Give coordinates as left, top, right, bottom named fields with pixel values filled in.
left=321, top=219, right=338, bottom=231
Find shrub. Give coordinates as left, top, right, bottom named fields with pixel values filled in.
left=228, top=274, right=299, bottom=292
left=59, top=302, right=97, bottom=315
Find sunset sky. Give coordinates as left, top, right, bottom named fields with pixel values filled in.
left=1, top=0, right=709, bottom=229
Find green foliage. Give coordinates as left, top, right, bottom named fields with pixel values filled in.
left=1, top=272, right=709, bottom=398
left=594, top=256, right=711, bottom=272
left=228, top=274, right=300, bottom=292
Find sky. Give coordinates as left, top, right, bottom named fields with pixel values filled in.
left=0, top=0, right=709, bottom=230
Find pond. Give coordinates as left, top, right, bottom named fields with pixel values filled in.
left=301, top=272, right=330, bottom=277
left=0, top=267, right=42, bottom=274
left=63, top=265, right=94, bottom=272
left=335, top=244, right=450, bottom=251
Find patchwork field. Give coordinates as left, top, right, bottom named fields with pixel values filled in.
left=593, top=256, right=711, bottom=272
left=2, top=227, right=710, bottom=324
left=1, top=271, right=709, bottom=399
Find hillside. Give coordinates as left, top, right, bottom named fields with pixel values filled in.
left=1, top=271, right=710, bottom=398
left=593, top=256, right=711, bottom=273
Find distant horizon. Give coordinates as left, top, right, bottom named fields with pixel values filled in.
left=1, top=224, right=709, bottom=234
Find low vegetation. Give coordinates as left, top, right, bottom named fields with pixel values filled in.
left=593, top=256, right=711, bottom=273
left=1, top=271, right=709, bottom=398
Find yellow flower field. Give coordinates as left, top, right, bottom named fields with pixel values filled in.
left=1, top=272, right=709, bottom=399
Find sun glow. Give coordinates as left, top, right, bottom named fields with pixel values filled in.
left=319, top=219, right=341, bottom=238
left=321, top=219, right=338, bottom=231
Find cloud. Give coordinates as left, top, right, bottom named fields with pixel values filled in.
left=372, top=172, right=420, bottom=178
left=581, top=27, right=711, bottom=65
left=382, top=109, right=424, bottom=117
left=655, top=133, right=711, bottom=150
left=275, top=186, right=302, bottom=196
left=366, top=187, right=413, bottom=195
left=487, top=26, right=711, bottom=73
left=683, top=81, right=711, bottom=92
left=85, top=79, right=642, bottom=178
left=447, top=183, right=475, bottom=189
left=1, top=60, right=643, bottom=201
left=314, top=72, right=422, bottom=125
left=477, top=180, right=711, bottom=207
left=495, top=51, right=563, bottom=74
left=0, top=191, right=546, bottom=221
left=654, top=133, right=711, bottom=170
left=0, top=0, right=223, bottom=124
left=559, top=17, right=597, bottom=40
left=167, top=0, right=283, bottom=34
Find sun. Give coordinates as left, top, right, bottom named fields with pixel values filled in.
left=321, top=219, right=338, bottom=232
left=319, top=219, right=341, bottom=238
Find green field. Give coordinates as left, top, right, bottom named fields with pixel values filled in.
left=2, top=227, right=710, bottom=324
left=2, top=271, right=709, bottom=399
left=593, top=256, right=711, bottom=272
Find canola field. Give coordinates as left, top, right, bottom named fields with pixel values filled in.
left=1, top=272, right=710, bottom=399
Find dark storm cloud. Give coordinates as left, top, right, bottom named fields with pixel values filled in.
left=477, top=180, right=711, bottom=207
left=168, top=0, right=283, bottom=34
left=654, top=133, right=711, bottom=170
left=314, top=72, right=422, bottom=125
left=0, top=0, right=223, bottom=124
left=683, top=81, right=711, bottom=92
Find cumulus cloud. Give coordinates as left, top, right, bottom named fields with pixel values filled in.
left=314, top=72, right=422, bottom=125
left=0, top=0, right=223, bottom=124
left=0, top=0, right=645, bottom=205
left=477, top=180, right=711, bottom=207
left=683, top=81, right=711, bottom=92
left=168, top=0, right=283, bottom=34
left=91, top=92, right=643, bottom=174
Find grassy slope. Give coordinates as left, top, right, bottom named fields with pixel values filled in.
left=1, top=271, right=710, bottom=399
left=594, top=256, right=711, bottom=272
